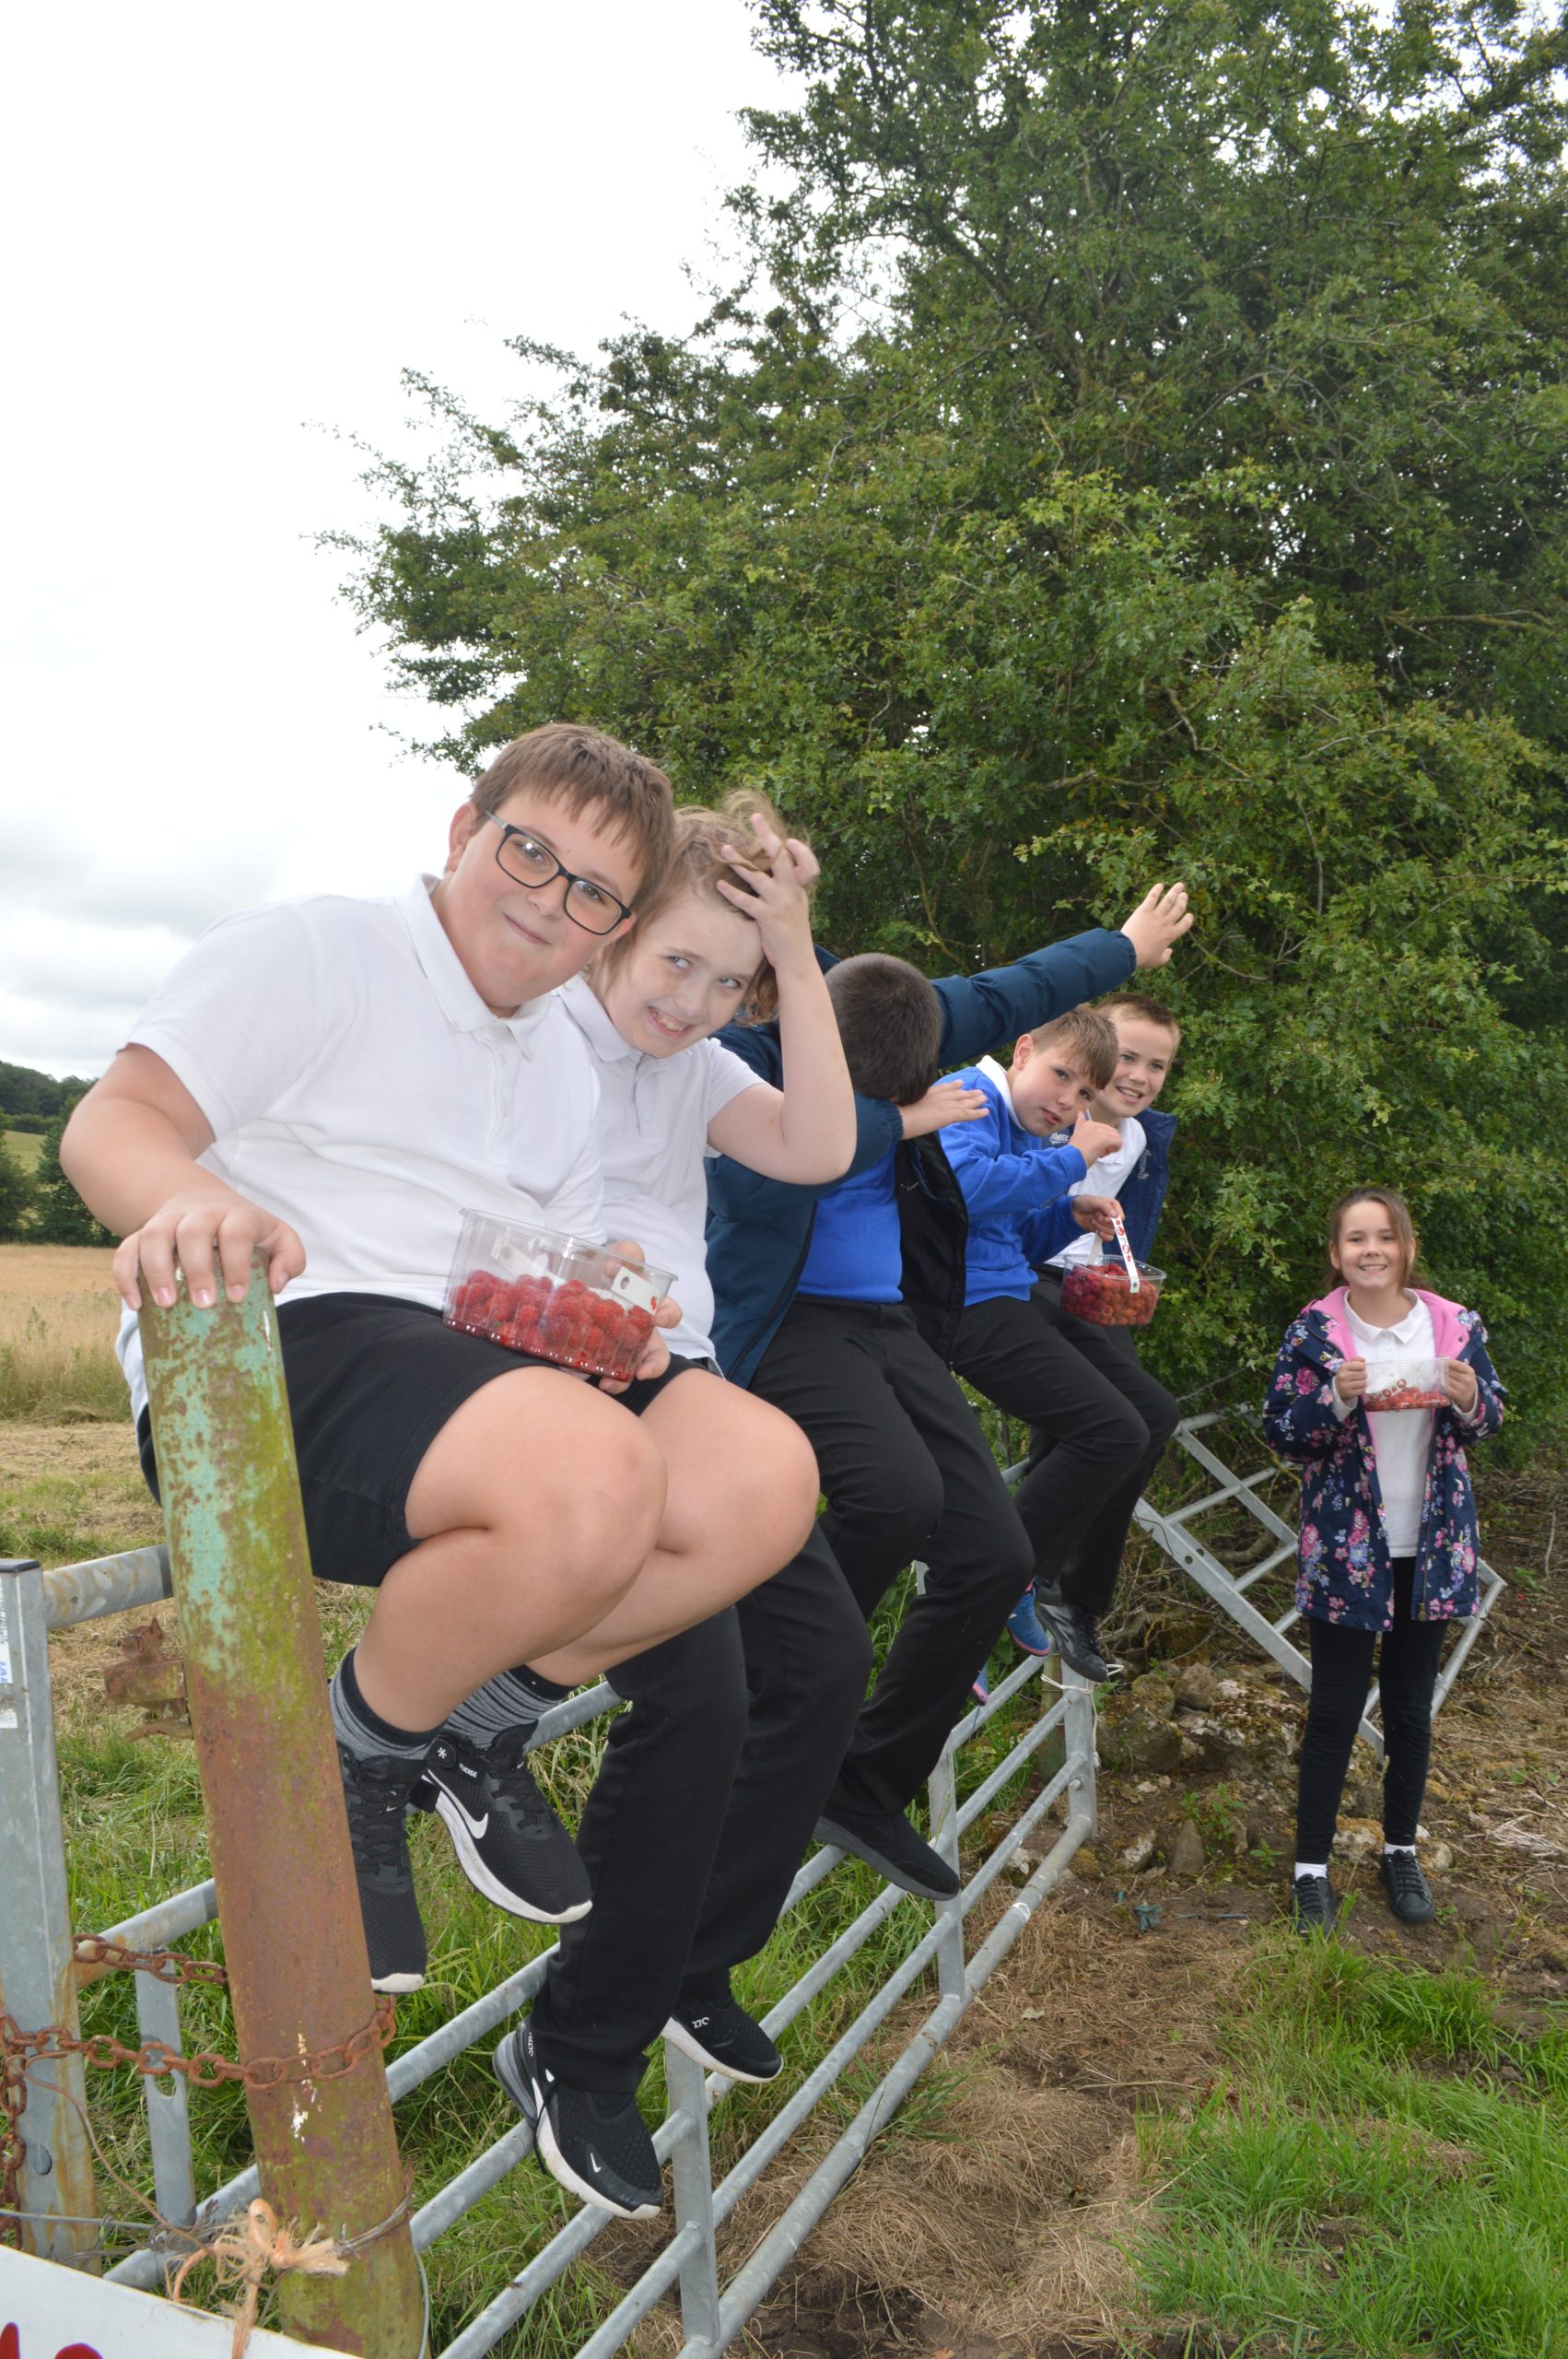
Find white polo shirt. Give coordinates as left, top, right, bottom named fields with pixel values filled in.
left=118, top=878, right=604, bottom=1419
left=556, top=974, right=764, bottom=1362
left=1330, top=1293, right=1437, bottom=1555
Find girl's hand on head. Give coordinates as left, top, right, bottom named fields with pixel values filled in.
left=1070, top=1114, right=1124, bottom=1168
left=1332, top=1356, right=1368, bottom=1403
left=112, top=1191, right=305, bottom=1312
left=900, top=1080, right=989, bottom=1139
left=1440, top=1356, right=1479, bottom=1414
left=1070, top=1195, right=1119, bottom=1239
left=715, top=821, right=819, bottom=971
left=1119, top=882, right=1194, bottom=969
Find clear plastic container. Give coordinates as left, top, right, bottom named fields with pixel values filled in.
left=443, top=1211, right=671, bottom=1383
left=1361, top=1354, right=1445, bottom=1413
left=1059, top=1257, right=1164, bottom=1329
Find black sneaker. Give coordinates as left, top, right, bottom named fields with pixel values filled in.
left=1379, top=1850, right=1435, bottom=1925
left=1290, top=1872, right=1339, bottom=1936
left=815, top=1805, right=960, bottom=1899
left=336, top=1743, right=427, bottom=1992
left=494, top=2022, right=662, bottom=2219
left=417, top=1726, right=593, bottom=1924
left=663, top=1999, right=781, bottom=2085
left=1033, top=1592, right=1111, bottom=1683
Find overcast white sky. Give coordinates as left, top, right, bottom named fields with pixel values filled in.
left=2, top=0, right=790, bottom=1081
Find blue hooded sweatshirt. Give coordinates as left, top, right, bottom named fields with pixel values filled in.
left=941, top=1062, right=1088, bottom=1305
left=705, top=925, right=1138, bottom=1387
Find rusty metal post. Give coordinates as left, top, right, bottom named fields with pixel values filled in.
left=140, top=1270, right=426, bottom=2357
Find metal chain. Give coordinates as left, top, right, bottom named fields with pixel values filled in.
left=73, top=1933, right=229, bottom=1986
left=0, top=1977, right=396, bottom=2242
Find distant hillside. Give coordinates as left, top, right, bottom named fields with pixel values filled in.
left=0, top=1059, right=95, bottom=1122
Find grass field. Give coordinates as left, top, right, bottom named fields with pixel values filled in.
left=5, top=1129, right=45, bottom=1172
left=6, top=1243, right=1564, bottom=2358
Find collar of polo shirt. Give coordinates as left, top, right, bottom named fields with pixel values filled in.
left=558, top=972, right=642, bottom=1065
left=403, top=877, right=554, bottom=1046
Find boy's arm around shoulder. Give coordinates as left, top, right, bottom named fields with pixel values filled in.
left=935, top=930, right=1136, bottom=1067
left=707, top=1089, right=900, bottom=1219
left=1262, top=1321, right=1350, bottom=1461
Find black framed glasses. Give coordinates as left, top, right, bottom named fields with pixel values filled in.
left=484, top=814, right=635, bottom=935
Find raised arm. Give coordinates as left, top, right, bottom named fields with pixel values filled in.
left=704, top=827, right=857, bottom=1183
left=934, top=886, right=1193, bottom=1068
left=63, top=1048, right=304, bottom=1309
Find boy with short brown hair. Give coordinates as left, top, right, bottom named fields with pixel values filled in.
left=946, top=992, right=1183, bottom=1683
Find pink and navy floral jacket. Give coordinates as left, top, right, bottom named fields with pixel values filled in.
left=1261, top=1287, right=1504, bottom=1633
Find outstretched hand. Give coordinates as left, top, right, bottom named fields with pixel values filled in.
left=1120, top=883, right=1193, bottom=969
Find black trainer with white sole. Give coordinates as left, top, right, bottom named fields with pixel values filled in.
left=494, top=2022, right=663, bottom=2218
left=336, top=1743, right=427, bottom=1992
left=815, top=1804, right=960, bottom=1898
left=1379, top=1849, right=1435, bottom=1924
left=415, top=1725, right=592, bottom=1924
left=1032, top=1591, right=1113, bottom=1684
left=664, top=1999, right=781, bottom=2084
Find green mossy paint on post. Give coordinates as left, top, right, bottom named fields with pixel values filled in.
left=141, top=1265, right=426, bottom=2357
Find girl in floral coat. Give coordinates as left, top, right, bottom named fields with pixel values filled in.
left=1262, top=1188, right=1504, bottom=1935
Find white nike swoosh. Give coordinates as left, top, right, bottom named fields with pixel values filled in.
left=439, top=1787, right=490, bottom=1840
left=589, top=2148, right=604, bottom=2173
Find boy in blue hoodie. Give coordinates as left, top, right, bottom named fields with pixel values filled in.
left=948, top=994, right=1183, bottom=1684
left=706, top=890, right=1191, bottom=1898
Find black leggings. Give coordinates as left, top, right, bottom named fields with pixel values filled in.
left=1295, top=1556, right=1449, bottom=1861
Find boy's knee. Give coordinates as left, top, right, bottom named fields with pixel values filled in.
left=838, top=1459, right=944, bottom=1565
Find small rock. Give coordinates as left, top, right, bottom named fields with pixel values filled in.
left=1428, top=1841, right=1455, bottom=1872
left=1169, top=1820, right=1206, bottom=1879
left=1174, top=1662, right=1220, bottom=1710
left=1118, top=1830, right=1157, bottom=1873
left=1099, top=1705, right=1186, bottom=1776
left=1128, top=1672, right=1176, bottom=1717
left=1337, top=1818, right=1381, bottom=1868
left=1214, top=1677, right=1246, bottom=1703
left=1071, top=1846, right=1102, bottom=1880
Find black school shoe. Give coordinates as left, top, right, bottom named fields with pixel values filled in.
left=1031, top=1590, right=1112, bottom=1684
left=336, top=1743, right=427, bottom=1992
left=1289, top=1872, right=1339, bottom=1937
left=1379, top=1849, right=1436, bottom=1925
left=663, top=1999, right=781, bottom=2085
left=414, top=1726, right=593, bottom=1925
left=815, top=1804, right=960, bottom=1899
left=494, top=2022, right=662, bottom=2219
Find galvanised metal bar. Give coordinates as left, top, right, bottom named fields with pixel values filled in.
left=665, top=2041, right=721, bottom=2350
left=132, top=1967, right=195, bottom=2229
left=139, top=1273, right=425, bottom=2357
left=99, top=1883, right=217, bottom=1954
left=0, top=1555, right=99, bottom=2262
left=40, top=1546, right=172, bottom=1633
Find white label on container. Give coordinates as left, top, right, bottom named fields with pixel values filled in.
left=609, top=1263, right=661, bottom=1316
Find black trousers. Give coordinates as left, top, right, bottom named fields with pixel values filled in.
left=1294, top=1557, right=1449, bottom=1861
left=530, top=1526, right=871, bottom=2093
left=750, top=1299, right=1034, bottom=1819
left=952, top=1276, right=1179, bottom=1614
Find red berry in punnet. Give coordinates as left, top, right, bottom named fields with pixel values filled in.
left=1059, top=1259, right=1164, bottom=1329
left=443, top=1213, right=673, bottom=1384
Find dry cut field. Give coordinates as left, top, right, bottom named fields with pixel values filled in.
left=0, top=1241, right=125, bottom=1421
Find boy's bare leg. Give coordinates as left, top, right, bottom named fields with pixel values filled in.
left=353, top=1369, right=667, bottom=1730
left=531, top=1370, right=821, bottom=1685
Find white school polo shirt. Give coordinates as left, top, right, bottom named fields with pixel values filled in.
left=117, top=878, right=604, bottom=1420
left=556, top=974, right=764, bottom=1362
left=1329, top=1293, right=1437, bottom=1556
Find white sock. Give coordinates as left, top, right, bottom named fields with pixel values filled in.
left=1293, top=1861, right=1328, bottom=1881
left=1383, top=1842, right=1416, bottom=1857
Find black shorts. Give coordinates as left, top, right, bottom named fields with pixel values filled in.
left=135, top=1292, right=701, bottom=1589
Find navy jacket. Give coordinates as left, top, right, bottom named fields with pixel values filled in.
left=706, top=927, right=1138, bottom=1386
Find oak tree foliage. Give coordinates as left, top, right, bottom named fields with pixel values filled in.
left=338, top=0, right=1568, bottom=1434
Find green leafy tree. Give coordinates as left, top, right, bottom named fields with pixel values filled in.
left=336, top=0, right=1568, bottom=1435
left=30, top=1100, right=114, bottom=1247
left=0, top=1136, right=32, bottom=1242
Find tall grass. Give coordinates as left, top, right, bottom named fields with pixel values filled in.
left=1136, top=1941, right=1568, bottom=2359
left=0, top=1244, right=125, bottom=1420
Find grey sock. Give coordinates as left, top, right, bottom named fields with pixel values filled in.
left=329, top=1648, right=441, bottom=1766
left=445, top=1667, right=566, bottom=1748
